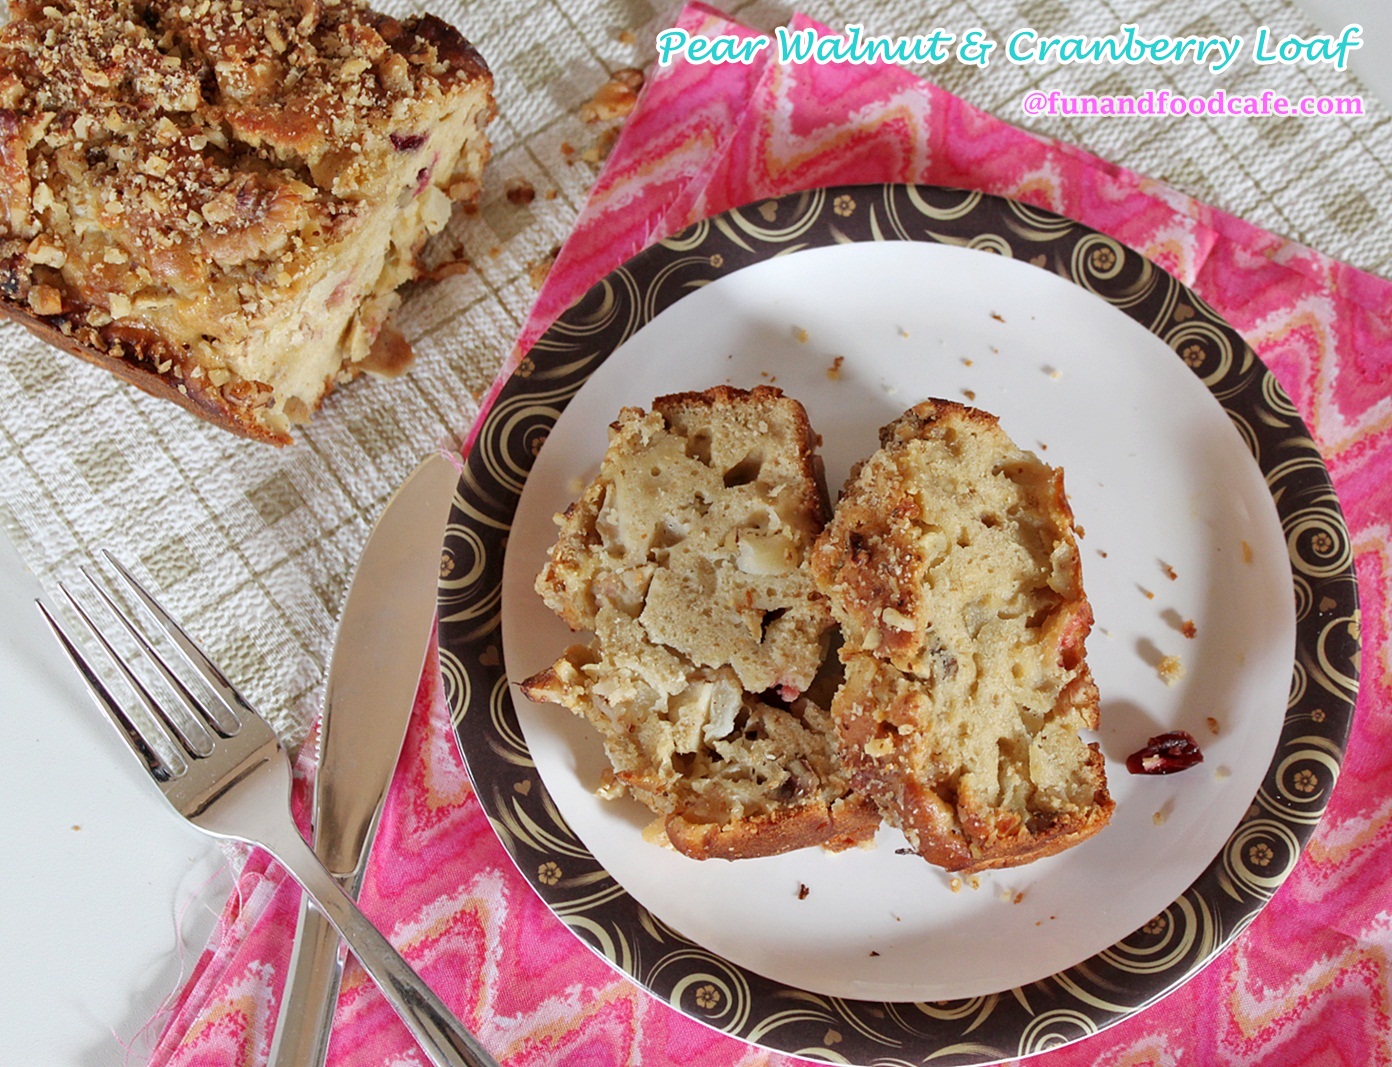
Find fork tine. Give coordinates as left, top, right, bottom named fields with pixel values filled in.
left=102, top=551, right=249, bottom=733
left=52, top=583, right=208, bottom=768
left=78, top=566, right=221, bottom=754
left=36, top=599, right=183, bottom=782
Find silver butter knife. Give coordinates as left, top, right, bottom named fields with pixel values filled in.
left=268, top=454, right=461, bottom=1067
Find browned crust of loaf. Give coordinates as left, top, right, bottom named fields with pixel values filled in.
left=653, top=383, right=800, bottom=411
left=0, top=298, right=292, bottom=443
left=409, top=13, right=492, bottom=77
left=665, top=793, right=879, bottom=861
left=879, top=396, right=994, bottom=441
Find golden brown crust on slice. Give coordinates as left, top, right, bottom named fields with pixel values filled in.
left=0, top=0, right=494, bottom=443
left=665, top=793, right=881, bottom=861
left=522, top=386, right=876, bottom=860
left=812, top=398, right=1112, bottom=873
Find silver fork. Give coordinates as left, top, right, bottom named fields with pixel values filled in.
left=38, top=554, right=500, bottom=1067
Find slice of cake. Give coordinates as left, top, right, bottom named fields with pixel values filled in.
left=811, top=399, right=1112, bottom=873
left=521, top=386, right=878, bottom=860
left=0, top=0, right=494, bottom=443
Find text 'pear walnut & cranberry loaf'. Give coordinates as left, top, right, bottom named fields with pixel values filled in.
left=0, top=0, right=494, bottom=443
left=811, top=399, right=1113, bottom=874
left=520, top=385, right=879, bottom=861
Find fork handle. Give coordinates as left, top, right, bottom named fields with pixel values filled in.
left=266, top=894, right=344, bottom=1067
left=267, top=828, right=500, bottom=1067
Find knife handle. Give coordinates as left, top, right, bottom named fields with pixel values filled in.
left=266, top=893, right=345, bottom=1067
left=263, top=821, right=501, bottom=1067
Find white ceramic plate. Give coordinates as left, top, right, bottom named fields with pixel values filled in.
left=439, top=185, right=1359, bottom=1062
left=502, top=237, right=1291, bottom=1001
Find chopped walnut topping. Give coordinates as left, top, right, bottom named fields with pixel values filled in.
left=27, top=284, right=61, bottom=315
left=25, top=235, right=65, bottom=267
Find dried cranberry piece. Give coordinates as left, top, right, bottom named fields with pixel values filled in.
left=390, top=132, right=428, bottom=152
left=1126, top=731, right=1204, bottom=775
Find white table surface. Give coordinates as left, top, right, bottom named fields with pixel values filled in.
left=1, top=2, right=1387, bottom=1062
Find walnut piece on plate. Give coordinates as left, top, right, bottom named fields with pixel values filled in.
left=0, top=0, right=494, bottom=443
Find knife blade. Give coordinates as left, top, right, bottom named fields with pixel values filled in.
left=267, top=453, right=459, bottom=1067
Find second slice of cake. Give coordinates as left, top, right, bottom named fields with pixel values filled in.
left=811, top=399, right=1113, bottom=873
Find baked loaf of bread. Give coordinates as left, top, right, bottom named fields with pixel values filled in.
left=0, top=0, right=493, bottom=443
left=811, top=399, right=1112, bottom=873
left=521, top=386, right=878, bottom=860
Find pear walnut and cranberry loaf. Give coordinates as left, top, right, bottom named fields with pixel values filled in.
left=0, top=0, right=494, bottom=443
left=811, top=399, right=1112, bottom=874
left=521, top=386, right=879, bottom=861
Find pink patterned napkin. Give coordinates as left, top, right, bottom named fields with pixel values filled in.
left=153, top=4, right=1391, bottom=1064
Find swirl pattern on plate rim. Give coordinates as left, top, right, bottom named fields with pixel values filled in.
left=436, top=184, right=1360, bottom=1065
